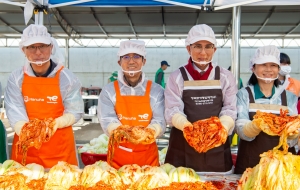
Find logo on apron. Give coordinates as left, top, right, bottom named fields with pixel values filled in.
left=24, top=96, right=44, bottom=102
left=46, top=96, right=58, bottom=104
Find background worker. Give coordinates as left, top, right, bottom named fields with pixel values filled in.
left=155, top=60, right=170, bottom=88
left=278, top=52, right=300, bottom=97
left=97, top=40, right=166, bottom=169
left=164, top=24, right=237, bottom=173
left=234, top=45, right=299, bottom=174
left=108, top=71, right=118, bottom=83
left=5, top=24, right=84, bottom=168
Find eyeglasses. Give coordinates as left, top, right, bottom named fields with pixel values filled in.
left=25, top=44, right=51, bottom=53
left=121, top=54, right=143, bottom=62
left=190, top=44, right=214, bottom=53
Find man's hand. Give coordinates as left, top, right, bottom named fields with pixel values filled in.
left=52, top=113, right=75, bottom=134
left=147, top=124, right=162, bottom=138
left=107, top=123, right=121, bottom=135
left=14, top=121, right=28, bottom=136
left=172, top=113, right=192, bottom=131
left=219, top=115, right=234, bottom=134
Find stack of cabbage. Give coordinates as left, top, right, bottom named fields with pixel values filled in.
left=238, top=136, right=300, bottom=190
left=0, top=160, right=200, bottom=190
left=78, top=134, right=109, bottom=154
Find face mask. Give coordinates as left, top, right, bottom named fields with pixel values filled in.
left=121, top=63, right=143, bottom=77
left=26, top=57, right=51, bottom=66
left=192, top=58, right=212, bottom=65
left=279, top=65, right=291, bottom=76
left=254, top=72, right=278, bottom=84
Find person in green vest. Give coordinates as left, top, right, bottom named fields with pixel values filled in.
left=0, top=120, right=8, bottom=163
left=108, top=71, right=118, bottom=83
left=155, top=61, right=170, bottom=88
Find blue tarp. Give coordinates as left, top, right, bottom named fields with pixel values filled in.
left=49, top=0, right=210, bottom=7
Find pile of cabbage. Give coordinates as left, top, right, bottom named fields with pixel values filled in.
left=0, top=160, right=200, bottom=190
left=78, top=134, right=109, bottom=154
left=238, top=135, right=300, bottom=190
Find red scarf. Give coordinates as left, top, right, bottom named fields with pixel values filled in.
left=184, top=58, right=213, bottom=80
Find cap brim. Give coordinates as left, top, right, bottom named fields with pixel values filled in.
left=118, top=49, right=146, bottom=57
left=186, top=36, right=216, bottom=46
left=22, top=36, right=51, bottom=46
left=253, top=56, right=280, bottom=66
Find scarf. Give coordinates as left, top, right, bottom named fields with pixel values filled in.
left=184, top=58, right=213, bottom=80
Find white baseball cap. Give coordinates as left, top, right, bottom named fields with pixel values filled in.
left=117, top=40, right=146, bottom=58
left=249, top=45, right=280, bottom=70
left=185, top=24, right=217, bottom=46
left=19, top=24, right=51, bottom=47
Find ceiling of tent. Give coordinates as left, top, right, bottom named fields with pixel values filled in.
left=0, top=0, right=300, bottom=40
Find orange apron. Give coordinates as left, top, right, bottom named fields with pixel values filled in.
left=11, top=67, right=78, bottom=168
left=109, top=80, right=159, bottom=169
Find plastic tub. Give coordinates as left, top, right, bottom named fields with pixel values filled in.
left=80, top=152, right=107, bottom=166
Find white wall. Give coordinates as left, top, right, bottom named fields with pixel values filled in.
left=1, top=46, right=300, bottom=93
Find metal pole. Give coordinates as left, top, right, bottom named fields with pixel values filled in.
left=231, top=6, right=241, bottom=88
left=65, top=38, right=69, bottom=68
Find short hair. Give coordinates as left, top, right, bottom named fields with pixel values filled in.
left=280, top=53, right=291, bottom=65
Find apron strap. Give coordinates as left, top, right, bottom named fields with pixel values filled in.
left=280, top=90, right=287, bottom=106
left=144, top=80, right=152, bottom=97
left=179, top=67, right=189, bottom=81
left=214, top=66, right=220, bottom=80
left=114, top=81, right=121, bottom=97
left=246, top=86, right=255, bottom=103
left=54, top=66, right=64, bottom=80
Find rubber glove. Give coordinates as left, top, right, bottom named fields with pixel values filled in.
left=147, top=124, right=162, bottom=138
left=242, top=121, right=261, bottom=138
left=13, top=120, right=28, bottom=136
left=287, top=132, right=299, bottom=140
left=52, top=113, right=75, bottom=133
left=219, top=115, right=234, bottom=134
left=171, top=113, right=192, bottom=131
left=107, top=123, right=121, bottom=135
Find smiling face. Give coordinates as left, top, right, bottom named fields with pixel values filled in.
left=186, top=40, right=216, bottom=69
left=118, top=53, right=146, bottom=81
left=253, top=62, right=280, bottom=83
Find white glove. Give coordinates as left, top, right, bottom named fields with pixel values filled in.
left=147, top=124, right=162, bottom=138
left=52, top=113, right=75, bottom=133
left=243, top=121, right=261, bottom=138
left=107, top=123, right=121, bottom=135
left=171, top=113, right=192, bottom=131
left=219, top=115, right=234, bottom=134
left=14, top=120, right=28, bottom=136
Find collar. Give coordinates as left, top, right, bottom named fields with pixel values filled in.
left=254, top=83, right=275, bottom=99
left=31, top=60, right=57, bottom=77
left=192, top=62, right=210, bottom=73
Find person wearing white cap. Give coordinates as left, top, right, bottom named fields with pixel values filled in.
left=4, top=24, right=84, bottom=168
left=234, top=45, right=299, bottom=174
left=164, top=24, right=237, bottom=173
left=97, top=40, right=166, bottom=169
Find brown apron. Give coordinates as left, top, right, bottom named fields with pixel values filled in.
left=165, top=66, right=233, bottom=172
left=234, top=87, right=296, bottom=174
